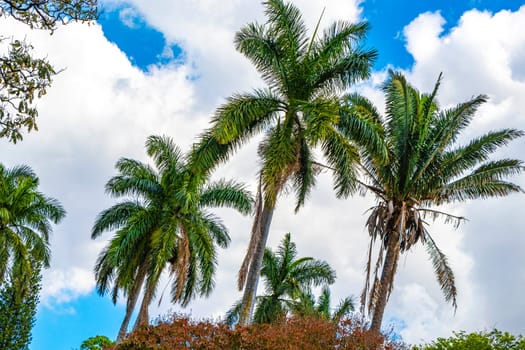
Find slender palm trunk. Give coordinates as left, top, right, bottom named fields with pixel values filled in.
left=117, top=264, right=147, bottom=341
left=370, top=230, right=400, bottom=333
left=238, top=205, right=274, bottom=325
left=133, top=283, right=153, bottom=331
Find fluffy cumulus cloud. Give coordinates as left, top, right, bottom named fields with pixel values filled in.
left=0, top=16, right=204, bottom=305
left=1, top=0, right=524, bottom=345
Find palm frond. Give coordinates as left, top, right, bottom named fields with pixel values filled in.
left=199, top=179, right=254, bottom=215
left=425, top=234, right=457, bottom=310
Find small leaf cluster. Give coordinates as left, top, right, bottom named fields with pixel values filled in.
left=80, top=335, right=115, bottom=350
left=0, top=37, right=55, bottom=142
left=0, top=0, right=98, bottom=31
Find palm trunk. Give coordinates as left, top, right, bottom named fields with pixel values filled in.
left=238, top=205, right=274, bottom=325
left=133, top=283, right=153, bottom=331
left=116, top=264, right=147, bottom=342
left=370, top=230, right=400, bottom=333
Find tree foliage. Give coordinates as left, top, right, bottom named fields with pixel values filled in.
left=0, top=262, right=42, bottom=350
left=414, top=329, right=525, bottom=350
left=80, top=335, right=115, bottom=350
left=0, top=0, right=98, bottom=142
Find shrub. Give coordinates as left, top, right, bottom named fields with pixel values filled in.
left=114, top=313, right=405, bottom=350
left=413, top=329, right=525, bottom=350
left=80, top=335, right=115, bottom=350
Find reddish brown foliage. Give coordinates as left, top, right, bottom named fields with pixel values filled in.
left=112, top=314, right=404, bottom=350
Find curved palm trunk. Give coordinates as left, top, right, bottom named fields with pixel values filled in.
left=238, top=205, right=274, bottom=325
left=133, top=283, right=153, bottom=331
left=370, top=230, right=400, bottom=333
left=116, top=264, right=147, bottom=342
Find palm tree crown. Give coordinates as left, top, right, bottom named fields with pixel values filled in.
left=227, top=232, right=336, bottom=324
left=0, top=163, right=65, bottom=290
left=91, top=135, right=253, bottom=340
left=354, top=71, right=524, bottom=332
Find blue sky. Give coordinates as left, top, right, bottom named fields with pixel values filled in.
left=2, top=0, right=522, bottom=349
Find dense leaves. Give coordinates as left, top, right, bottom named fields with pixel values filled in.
left=115, top=314, right=404, bottom=350
left=80, top=335, right=115, bottom=350
left=0, top=262, right=41, bottom=350
left=414, top=329, right=525, bottom=350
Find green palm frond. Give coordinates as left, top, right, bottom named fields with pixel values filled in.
left=91, top=201, right=142, bottom=238
left=199, top=179, right=254, bottom=215
left=200, top=211, right=230, bottom=249
left=212, top=90, right=282, bottom=144
left=146, top=135, right=185, bottom=173
left=425, top=235, right=457, bottom=310
left=439, top=159, right=524, bottom=202
left=321, top=127, right=359, bottom=198
left=291, top=137, right=315, bottom=211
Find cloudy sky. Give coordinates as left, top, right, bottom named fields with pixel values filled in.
left=1, top=0, right=525, bottom=348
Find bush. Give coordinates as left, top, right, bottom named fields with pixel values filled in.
left=114, top=314, right=405, bottom=350
left=80, top=335, right=115, bottom=350
left=413, top=329, right=525, bottom=350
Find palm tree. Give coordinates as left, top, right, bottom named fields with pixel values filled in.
left=192, top=0, right=379, bottom=325
left=227, top=232, right=336, bottom=324
left=291, top=286, right=354, bottom=323
left=353, top=71, right=524, bottom=333
left=0, top=163, right=65, bottom=289
left=91, top=135, right=253, bottom=340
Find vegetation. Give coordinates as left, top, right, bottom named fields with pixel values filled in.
left=91, top=135, right=253, bottom=340
left=413, top=329, right=525, bottom=350
left=353, top=71, right=524, bottom=332
left=290, top=285, right=354, bottom=323
left=0, top=163, right=65, bottom=286
left=192, top=0, right=380, bottom=325
left=80, top=335, right=115, bottom=350
left=0, top=0, right=98, bottom=142
left=114, top=314, right=403, bottom=350
left=227, top=233, right=336, bottom=324
left=0, top=261, right=42, bottom=350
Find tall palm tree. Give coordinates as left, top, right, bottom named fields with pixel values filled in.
left=0, top=163, right=65, bottom=289
left=91, top=135, right=253, bottom=340
left=227, top=232, right=336, bottom=324
left=353, top=71, right=524, bottom=333
left=191, top=0, right=380, bottom=325
left=291, top=286, right=354, bottom=323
